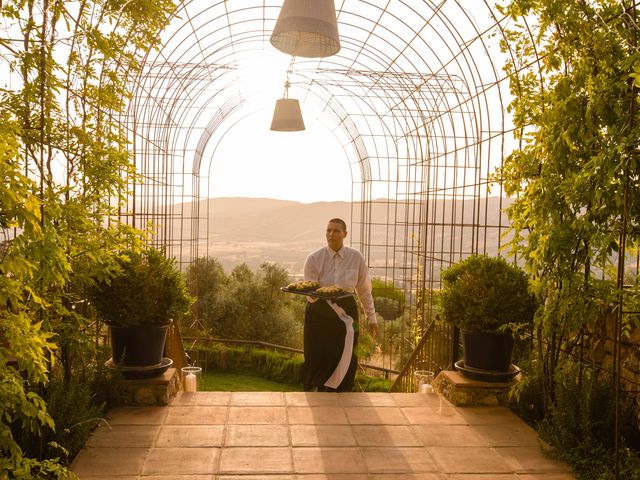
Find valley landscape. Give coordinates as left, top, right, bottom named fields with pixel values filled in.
left=171, top=196, right=512, bottom=276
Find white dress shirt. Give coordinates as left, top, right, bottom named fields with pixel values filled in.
left=303, top=245, right=377, bottom=325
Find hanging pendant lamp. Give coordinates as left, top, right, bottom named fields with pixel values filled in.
left=270, top=0, right=341, bottom=58
left=270, top=98, right=305, bottom=131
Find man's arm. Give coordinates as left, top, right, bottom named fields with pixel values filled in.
left=355, top=254, right=378, bottom=337
left=303, top=251, right=320, bottom=303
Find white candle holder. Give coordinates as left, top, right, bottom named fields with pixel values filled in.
left=181, top=366, right=202, bottom=392
left=414, top=369, right=434, bottom=393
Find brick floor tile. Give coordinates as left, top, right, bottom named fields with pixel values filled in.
left=106, top=406, right=167, bottom=425
left=353, top=425, right=422, bottom=446
left=286, top=392, right=342, bottom=406
left=446, top=475, right=519, bottom=479
left=230, top=391, right=286, bottom=405
left=173, top=391, right=231, bottom=405
left=390, top=393, right=451, bottom=408
left=456, top=407, right=522, bottom=425
left=294, top=475, right=368, bottom=479
left=429, top=446, right=516, bottom=474
left=227, top=406, right=288, bottom=424
left=70, top=447, right=148, bottom=477
left=292, top=447, right=367, bottom=473
left=218, top=476, right=295, bottom=480
left=143, top=447, right=219, bottom=475
left=69, top=392, right=576, bottom=479
left=369, top=474, right=446, bottom=479
left=338, top=393, right=397, bottom=407
left=141, top=476, right=214, bottom=480
left=155, top=425, right=224, bottom=447
left=288, top=406, right=348, bottom=424
left=412, top=425, right=486, bottom=447
left=362, top=446, right=438, bottom=473
left=345, top=407, right=409, bottom=425
left=494, top=446, right=575, bottom=474
left=165, top=405, right=228, bottom=425
left=514, top=474, right=577, bottom=480
left=225, top=424, right=290, bottom=446
left=401, top=406, right=467, bottom=425
left=219, top=447, right=293, bottom=473
left=86, top=424, right=159, bottom=447
left=474, top=423, right=540, bottom=447
left=290, top=425, right=357, bottom=446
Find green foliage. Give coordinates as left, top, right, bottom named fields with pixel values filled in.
left=496, top=0, right=640, bottom=446
left=32, top=379, right=103, bottom=464
left=536, top=361, right=640, bottom=479
left=438, top=255, right=536, bottom=333
left=354, top=372, right=393, bottom=392
left=372, top=279, right=406, bottom=321
left=0, top=0, right=176, bottom=474
left=201, top=371, right=301, bottom=392
left=188, top=342, right=392, bottom=392
left=89, top=248, right=193, bottom=326
left=189, top=343, right=303, bottom=387
left=186, top=259, right=305, bottom=347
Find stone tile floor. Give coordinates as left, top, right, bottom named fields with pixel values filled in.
left=70, top=391, right=576, bottom=479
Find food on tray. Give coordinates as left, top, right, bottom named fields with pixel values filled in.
left=286, top=280, right=320, bottom=291
left=315, top=285, right=344, bottom=294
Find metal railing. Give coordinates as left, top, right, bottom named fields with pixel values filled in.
left=390, top=322, right=454, bottom=392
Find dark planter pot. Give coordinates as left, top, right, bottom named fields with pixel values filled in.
left=109, top=322, right=170, bottom=368
left=461, top=330, right=514, bottom=372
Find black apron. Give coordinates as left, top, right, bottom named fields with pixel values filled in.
left=302, top=296, right=359, bottom=392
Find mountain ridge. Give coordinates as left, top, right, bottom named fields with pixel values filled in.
left=172, top=196, right=511, bottom=274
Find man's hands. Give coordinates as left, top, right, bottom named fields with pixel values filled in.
left=369, top=322, right=378, bottom=338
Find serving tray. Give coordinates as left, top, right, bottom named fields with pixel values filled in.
left=280, top=286, right=354, bottom=300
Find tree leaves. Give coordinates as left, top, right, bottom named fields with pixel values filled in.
left=498, top=0, right=640, bottom=415
left=0, top=0, right=176, bottom=473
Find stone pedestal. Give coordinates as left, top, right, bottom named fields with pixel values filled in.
left=433, top=369, right=519, bottom=406
left=119, top=368, right=180, bottom=406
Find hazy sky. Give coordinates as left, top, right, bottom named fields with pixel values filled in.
left=210, top=109, right=353, bottom=204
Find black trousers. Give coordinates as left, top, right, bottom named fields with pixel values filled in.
left=302, top=296, right=359, bottom=392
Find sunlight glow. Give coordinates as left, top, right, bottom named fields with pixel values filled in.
left=210, top=110, right=351, bottom=203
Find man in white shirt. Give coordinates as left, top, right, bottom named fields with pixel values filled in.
left=302, top=218, right=378, bottom=392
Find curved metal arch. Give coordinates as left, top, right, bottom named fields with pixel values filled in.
left=119, top=0, right=522, bottom=368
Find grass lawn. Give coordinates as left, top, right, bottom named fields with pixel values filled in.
left=201, top=371, right=302, bottom=392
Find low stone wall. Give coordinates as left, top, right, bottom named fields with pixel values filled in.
left=433, top=370, right=517, bottom=406
left=118, top=368, right=180, bottom=406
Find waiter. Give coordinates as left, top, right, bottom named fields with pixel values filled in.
left=302, top=218, right=378, bottom=392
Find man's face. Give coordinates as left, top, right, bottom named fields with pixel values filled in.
left=326, top=221, right=347, bottom=251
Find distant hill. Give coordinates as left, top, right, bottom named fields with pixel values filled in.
left=171, top=196, right=512, bottom=275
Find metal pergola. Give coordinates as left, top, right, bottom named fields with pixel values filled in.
left=121, top=1, right=516, bottom=369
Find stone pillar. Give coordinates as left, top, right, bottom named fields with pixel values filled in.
left=433, top=370, right=519, bottom=406
left=118, top=368, right=180, bottom=406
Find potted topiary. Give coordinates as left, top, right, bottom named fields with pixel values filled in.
left=438, top=255, right=536, bottom=382
left=89, top=247, right=192, bottom=377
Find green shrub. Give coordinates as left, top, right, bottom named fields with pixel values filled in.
left=354, top=373, right=393, bottom=392
left=39, top=378, right=104, bottom=462
left=438, top=255, right=536, bottom=334
left=188, top=342, right=391, bottom=391
left=537, top=361, right=640, bottom=479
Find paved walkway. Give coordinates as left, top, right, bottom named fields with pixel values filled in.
left=71, top=391, right=575, bottom=479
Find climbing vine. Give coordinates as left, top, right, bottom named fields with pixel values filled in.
left=497, top=0, right=640, bottom=452
left=0, top=0, right=175, bottom=476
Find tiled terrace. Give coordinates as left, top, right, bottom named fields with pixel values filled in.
left=71, top=391, right=575, bottom=479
